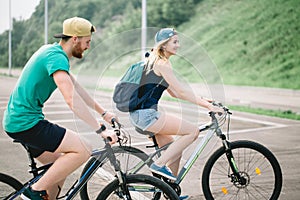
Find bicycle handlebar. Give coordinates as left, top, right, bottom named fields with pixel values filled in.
left=199, top=102, right=232, bottom=132
left=210, top=102, right=232, bottom=116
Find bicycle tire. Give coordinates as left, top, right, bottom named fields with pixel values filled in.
left=80, top=146, right=152, bottom=200
left=0, top=173, right=23, bottom=199
left=202, top=140, right=282, bottom=200
left=96, top=173, right=179, bottom=200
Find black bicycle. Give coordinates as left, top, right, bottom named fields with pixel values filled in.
left=80, top=103, right=283, bottom=200
left=0, top=120, right=179, bottom=200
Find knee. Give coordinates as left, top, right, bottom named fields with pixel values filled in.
left=81, top=143, right=92, bottom=161
left=82, top=151, right=91, bottom=163
left=191, top=130, right=199, bottom=141
left=76, top=141, right=92, bottom=162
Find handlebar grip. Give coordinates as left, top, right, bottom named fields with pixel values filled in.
left=96, top=124, right=106, bottom=134
left=111, top=118, right=121, bottom=137
left=106, top=137, right=112, bottom=142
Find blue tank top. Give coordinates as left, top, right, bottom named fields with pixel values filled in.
left=138, top=70, right=169, bottom=110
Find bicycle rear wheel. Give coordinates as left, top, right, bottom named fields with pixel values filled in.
left=0, top=173, right=23, bottom=199
left=202, top=140, right=282, bottom=200
left=96, top=174, right=179, bottom=200
left=80, top=146, right=152, bottom=200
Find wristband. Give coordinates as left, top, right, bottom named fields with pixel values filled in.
left=101, top=111, right=107, bottom=117
left=96, top=124, right=106, bottom=134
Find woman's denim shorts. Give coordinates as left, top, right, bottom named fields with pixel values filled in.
left=129, top=109, right=160, bottom=131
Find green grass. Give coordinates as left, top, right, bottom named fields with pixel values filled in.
left=177, top=0, right=300, bottom=89
left=229, top=105, right=300, bottom=121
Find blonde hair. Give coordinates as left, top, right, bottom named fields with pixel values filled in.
left=144, top=28, right=178, bottom=73
left=144, top=39, right=170, bottom=74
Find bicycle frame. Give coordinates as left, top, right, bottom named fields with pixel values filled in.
left=8, top=170, right=47, bottom=199
left=176, top=112, right=229, bottom=184
left=127, top=125, right=217, bottom=185
left=126, top=109, right=241, bottom=186
left=176, top=125, right=216, bottom=184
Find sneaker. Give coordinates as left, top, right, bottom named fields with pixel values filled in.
left=150, top=163, right=176, bottom=181
left=21, top=187, right=49, bottom=200
left=179, top=195, right=189, bottom=200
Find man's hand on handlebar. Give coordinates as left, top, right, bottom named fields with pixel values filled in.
left=95, top=122, right=118, bottom=145
left=101, top=129, right=118, bottom=145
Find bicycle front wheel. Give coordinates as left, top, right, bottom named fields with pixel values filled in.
left=202, top=140, right=282, bottom=200
left=97, top=174, right=179, bottom=200
left=80, top=146, right=152, bottom=200
left=0, top=173, right=23, bottom=199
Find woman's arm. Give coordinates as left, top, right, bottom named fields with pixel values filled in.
left=156, top=60, right=209, bottom=106
left=156, top=60, right=221, bottom=112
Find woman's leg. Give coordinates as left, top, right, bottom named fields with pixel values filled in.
left=153, top=134, right=181, bottom=175
left=31, top=129, right=91, bottom=199
left=147, top=112, right=199, bottom=175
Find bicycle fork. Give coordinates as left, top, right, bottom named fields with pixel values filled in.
left=105, top=142, right=132, bottom=200
left=221, top=135, right=247, bottom=188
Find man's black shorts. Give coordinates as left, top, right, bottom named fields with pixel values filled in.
left=6, top=120, right=66, bottom=158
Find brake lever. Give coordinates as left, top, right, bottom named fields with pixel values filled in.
left=111, top=118, right=122, bottom=137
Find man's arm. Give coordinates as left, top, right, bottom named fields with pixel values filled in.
left=53, top=70, right=99, bottom=130
left=69, top=74, right=106, bottom=115
left=69, top=74, right=117, bottom=123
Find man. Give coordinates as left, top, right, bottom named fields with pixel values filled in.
left=2, top=17, right=117, bottom=199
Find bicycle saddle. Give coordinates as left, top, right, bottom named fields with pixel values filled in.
left=135, top=127, right=155, bottom=137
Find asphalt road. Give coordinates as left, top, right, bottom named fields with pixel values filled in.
left=1, top=75, right=300, bottom=199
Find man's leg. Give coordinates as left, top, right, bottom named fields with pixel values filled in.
left=32, top=129, right=91, bottom=199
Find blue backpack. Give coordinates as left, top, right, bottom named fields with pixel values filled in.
left=113, top=61, right=147, bottom=112
left=113, top=61, right=163, bottom=112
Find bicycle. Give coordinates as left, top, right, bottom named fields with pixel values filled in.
left=80, top=103, right=283, bottom=200
left=0, top=120, right=180, bottom=200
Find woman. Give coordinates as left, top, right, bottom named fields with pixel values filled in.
left=129, top=28, right=223, bottom=182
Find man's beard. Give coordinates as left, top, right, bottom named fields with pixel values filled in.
left=72, top=42, right=84, bottom=59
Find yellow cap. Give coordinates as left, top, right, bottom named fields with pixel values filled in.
left=54, top=17, right=96, bottom=38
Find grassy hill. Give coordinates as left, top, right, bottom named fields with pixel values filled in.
left=177, top=0, right=299, bottom=89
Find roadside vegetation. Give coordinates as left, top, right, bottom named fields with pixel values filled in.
left=229, top=105, right=300, bottom=121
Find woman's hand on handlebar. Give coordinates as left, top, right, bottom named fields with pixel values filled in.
left=207, top=103, right=224, bottom=115
left=201, top=97, right=223, bottom=113
left=202, top=97, right=214, bottom=103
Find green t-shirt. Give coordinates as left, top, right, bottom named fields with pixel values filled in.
left=3, top=43, right=69, bottom=133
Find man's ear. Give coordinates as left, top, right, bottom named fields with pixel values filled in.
left=72, top=36, right=78, bottom=43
